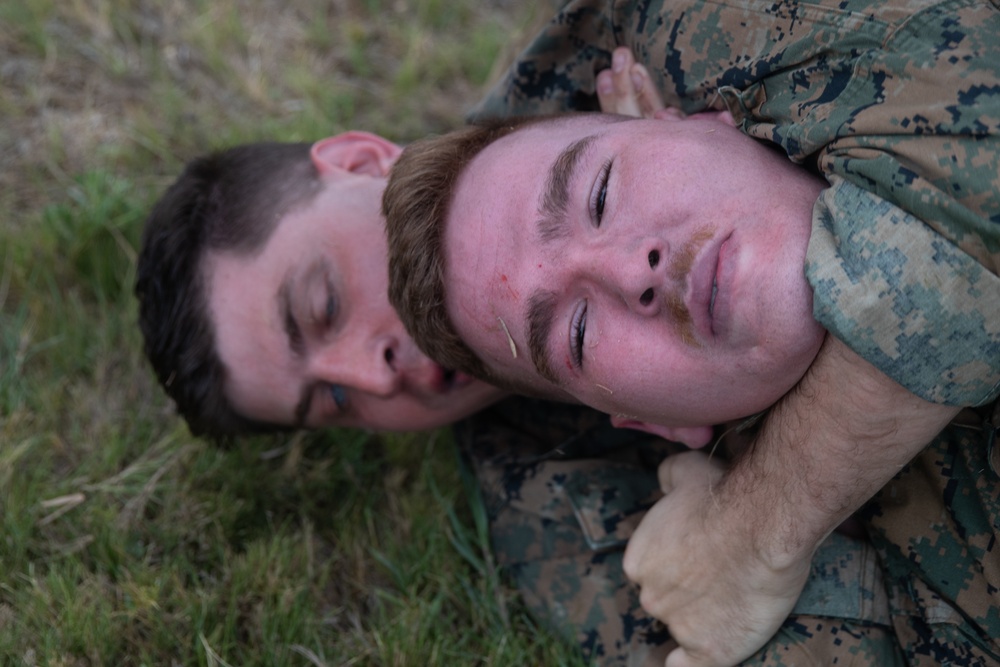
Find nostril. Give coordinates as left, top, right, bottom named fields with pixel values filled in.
left=640, top=288, right=654, bottom=306
left=384, top=348, right=395, bottom=368
left=648, top=250, right=659, bottom=268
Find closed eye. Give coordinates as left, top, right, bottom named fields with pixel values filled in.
left=329, top=384, right=347, bottom=410
left=569, top=301, right=588, bottom=368
left=323, top=280, right=338, bottom=329
left=590, top=159, right=612, bottom=226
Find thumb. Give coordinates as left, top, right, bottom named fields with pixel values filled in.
left=653, top=107, right=686, bottom=121
left=665, top=647, right=695, bottom=667
left=666, top=646, right=718, bottom=667
left=657, top=451, right=724, bottom=493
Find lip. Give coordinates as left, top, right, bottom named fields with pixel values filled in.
left=687, top=233, right=732, bottom=341
left=428, top=362, right=475, bottom=395
left=712, top=236, right=733, bottom=340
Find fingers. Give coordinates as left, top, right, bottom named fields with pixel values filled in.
left=597, top=47, right=666, bottom=118
left=665, top=647, right=697, bottom=667
left=654, top=107, right=686, bottom=121
left=667, top=643, right=732, bottom=667
left=597, top=54, right=641, bottom=117
left=657, top=451, right=724, bottom=493
left=630, top=60, right=665, bottom=118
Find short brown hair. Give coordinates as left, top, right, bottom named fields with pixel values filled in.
left=383, top=116, right=554, bottom=391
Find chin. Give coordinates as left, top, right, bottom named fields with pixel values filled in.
left=769, top=336, right=825, bottom=398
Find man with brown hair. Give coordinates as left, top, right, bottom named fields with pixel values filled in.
left=382, top=1, right=1000, bottom=663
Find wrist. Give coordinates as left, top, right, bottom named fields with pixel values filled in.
left=716, top=459, right=833, bottom=572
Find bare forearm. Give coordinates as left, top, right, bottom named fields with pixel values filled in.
left=721, top=335, right=961, bottom=568
left=622, top=337, right=964, bottom=667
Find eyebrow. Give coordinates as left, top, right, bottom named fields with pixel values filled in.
left=278, top=269, right=317, bottom=429
left=525, top=289, right=560, bottom=385
left=280, top=279, right=305, bottom=358
left=536, top=134, right=598, bottom=243
left=522, top=133, right=599, bottom=386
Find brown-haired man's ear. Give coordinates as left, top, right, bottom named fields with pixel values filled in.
left=610, top=415, right=714, bottom=449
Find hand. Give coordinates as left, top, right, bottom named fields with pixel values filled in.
left=623, top=451, right=810, bottom=667
left=597, top=47, right=667, bottom=118
left=624, top=336, right=960, bottom=667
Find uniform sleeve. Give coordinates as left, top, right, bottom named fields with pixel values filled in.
left=807, top=176, right=1000, bottom=406
left=475, top=0, right=1000, bottom=403
left=468, top=0, right=617, bottom=121
left=715, top=0, right=1000, bottom=405
left=804, top=1, right=1000, bottom=406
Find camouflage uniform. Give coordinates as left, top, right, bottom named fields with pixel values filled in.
left=473, top=0, right=1000, bottom=407
left=460, top=0, right=1000, bottom=663
left=455, top=398, right=905, bottom=666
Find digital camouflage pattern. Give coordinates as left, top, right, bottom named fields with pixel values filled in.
left=459, top=0, right=1000, bottom=663
left=857, top=400, right=1000, bottom=666
left=455, top=397, right=914, bottom=666
left=472, top=0, right=1000, bottom=407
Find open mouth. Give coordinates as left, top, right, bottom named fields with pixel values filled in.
left=434, top=364, right=473, bottom=394
left=709, top=234, right=733, bottom=339
left=688, top=232, right=730, bottom=341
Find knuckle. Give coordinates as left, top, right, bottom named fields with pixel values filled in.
left=638, top=587, right=658, bottom=615
left=622, top=548, right=640, bottom=580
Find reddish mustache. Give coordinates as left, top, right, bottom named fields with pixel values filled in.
left=665, top=226, right=713, bottom=347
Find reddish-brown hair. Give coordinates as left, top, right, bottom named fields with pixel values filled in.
left=382, top=116, right=553, bottom=390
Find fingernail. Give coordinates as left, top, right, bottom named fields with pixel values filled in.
left=598, top=74, right=612, bottom=94
left=631, top=69, right=644, bottom=91
left=613, top=50, right=626, bottom=72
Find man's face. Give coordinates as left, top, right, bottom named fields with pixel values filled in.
left=207, top=165, right=504, bottom=432
left=444, top=113, right=827, bottom=430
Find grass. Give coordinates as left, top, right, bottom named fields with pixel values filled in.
left=0, top=0, right=590, bottom=663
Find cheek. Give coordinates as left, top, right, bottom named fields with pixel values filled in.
left=586, top=321, right=673, bottom=386
left=449, top=384, right=503, bottom=419
left=374, top=386, right=498, bottom=431
left=780, top=320, right=825, bottom=381
left=355, top=392, right=435, bottom=431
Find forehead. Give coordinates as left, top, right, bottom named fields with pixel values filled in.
left=443, top=120, right=612, bottom=392
left=450, top=115, right=625, bottom=226
left=478, top=113, right=628, bottom=169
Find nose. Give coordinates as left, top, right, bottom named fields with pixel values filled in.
left=311, top=334, right=403, bottom=398
left=607, top=238, right=668, bottom=315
